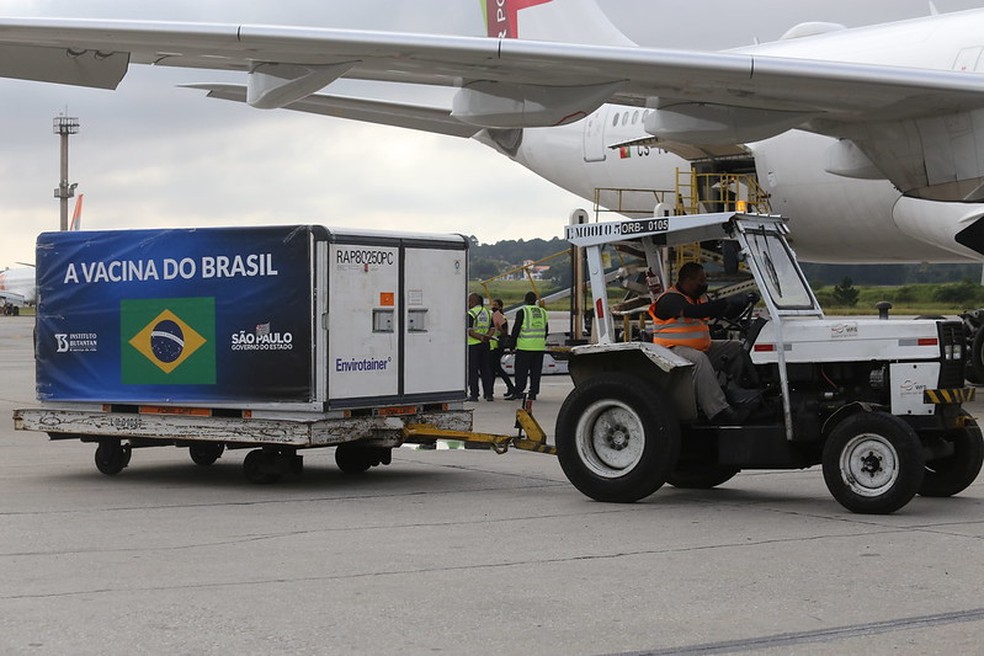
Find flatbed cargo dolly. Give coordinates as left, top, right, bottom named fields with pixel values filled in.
left=13, top=401, right=554, bottom=482
left=14, top=224, right=556, bottom=482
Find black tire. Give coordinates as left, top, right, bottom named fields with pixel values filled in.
left=555, top=373, right=680, bottom=503
left=920, top=415, right=984, bottom=497
left=822, top=412, right=925, bottom=514
left=335, top=445, right=372, bottom=474
left=667, top=463, right=740, bottom=489
left=335, top=445, right=392, bottom=473
left=94, top=440, right=130, bottom=476
left=243, top=449, right=281, bottom=484
left=189, top=442, right=225, bottom=467
left=968, top=328, right=984, bottom=384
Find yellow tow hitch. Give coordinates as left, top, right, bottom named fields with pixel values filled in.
left=403, top=407, right=557, bottom=456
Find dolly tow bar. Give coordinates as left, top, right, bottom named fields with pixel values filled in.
left=403, top=408, right=557, bottom=455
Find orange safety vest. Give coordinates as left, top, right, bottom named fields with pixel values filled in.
left=649, top=288, right=712, bottom=352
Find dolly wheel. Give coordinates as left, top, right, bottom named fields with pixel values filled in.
left=94, top=440, right=131, bottom=476
left=189, top=442, right=225, bottom=467
left=243, top=449, right=282, bottom=484
left=335, top=445, right=391, bottom=474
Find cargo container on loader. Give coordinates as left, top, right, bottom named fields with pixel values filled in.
left=13, top=225, right=480, bottom=482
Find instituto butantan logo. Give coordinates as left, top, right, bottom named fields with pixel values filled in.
left=121, top=298, right=216, bottom=385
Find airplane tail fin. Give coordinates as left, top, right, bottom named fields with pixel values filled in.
left=70, top=193, right=83, bottom=231
left=483, top=0, right=637, bottom=46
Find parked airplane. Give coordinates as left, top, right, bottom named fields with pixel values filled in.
left=1, top=1, right=984, bottom=265
left=1, top=194, right=82, bottom=312
left=0, top=266, right=35, bottom=312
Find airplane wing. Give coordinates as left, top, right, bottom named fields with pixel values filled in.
left=182, top=82, right=480, bottom=138
left=2, top=17, right=984, bottom=128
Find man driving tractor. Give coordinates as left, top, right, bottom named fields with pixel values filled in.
left=649, top=262, right=759, bottom=424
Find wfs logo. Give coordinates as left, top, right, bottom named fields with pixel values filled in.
left=121, top=298, right=216, bottom=385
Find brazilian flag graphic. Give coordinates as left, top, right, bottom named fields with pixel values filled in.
left=121, top=297, right=216, bottom=385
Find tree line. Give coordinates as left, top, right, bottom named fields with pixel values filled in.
left=468, top=236, right=571, bottom=281
left=469, top=235, right=983, bottom=287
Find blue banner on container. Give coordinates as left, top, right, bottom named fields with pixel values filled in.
left=35, top=225, right=314, bottom=403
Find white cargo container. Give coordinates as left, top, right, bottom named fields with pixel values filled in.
left=14, top=225, right=472, bottom=482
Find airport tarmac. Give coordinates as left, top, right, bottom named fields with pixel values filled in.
left=0, top=315, right=982, bottom=656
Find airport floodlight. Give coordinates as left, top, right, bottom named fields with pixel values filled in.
left=53, top=114, right=80, bottom=231
left=52, top=115, right=79, bottom=135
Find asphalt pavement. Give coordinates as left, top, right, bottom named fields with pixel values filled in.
left=0, top=315, right=981, bottom=655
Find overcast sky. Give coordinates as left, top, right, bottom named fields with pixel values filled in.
left=2, top=0, right=983, bottom=267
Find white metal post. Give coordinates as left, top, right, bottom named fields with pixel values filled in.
left=585, top=245, right=613, bottom=344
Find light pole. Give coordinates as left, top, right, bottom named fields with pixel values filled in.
left=53, top=114, right=79, bottom=232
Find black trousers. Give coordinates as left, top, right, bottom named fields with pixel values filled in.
left=513, top=350, right=545, bottom=396
left=468, top=342, right=493, bottom=399
left=489, top=348, right=515, bottom=395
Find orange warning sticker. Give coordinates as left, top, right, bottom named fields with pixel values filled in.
left=380, top=292, right=395, bottom=306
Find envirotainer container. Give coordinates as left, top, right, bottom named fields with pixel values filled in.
left=15, top=225, right=472, bottom=481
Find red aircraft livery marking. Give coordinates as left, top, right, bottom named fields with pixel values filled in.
left=485, top=0, right=553, bottom=38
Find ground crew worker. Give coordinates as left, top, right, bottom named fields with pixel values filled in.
left=507, top=291, right=548, bottom=401
left=650, top=262, right=757, bottom=424
left=466, top=293, right=494, bottom=401
left=489, top=298, right=516, bottom=398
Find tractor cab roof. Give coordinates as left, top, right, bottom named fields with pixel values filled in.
left=564, top=212, right=786, bottom=249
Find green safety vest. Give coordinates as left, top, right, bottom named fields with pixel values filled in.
left=467, top=305, right=492, bottom=346
left=516, top=305, right=547, bottom=351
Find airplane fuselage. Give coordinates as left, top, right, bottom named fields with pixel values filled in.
left=0, top=267, right=36, bottom=306
left=508, top=123, right=960, bottom=263
left=483, top=9, right=984, bottom=264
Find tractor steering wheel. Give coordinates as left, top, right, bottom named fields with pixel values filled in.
left=710, top=295, right=758, bottom=342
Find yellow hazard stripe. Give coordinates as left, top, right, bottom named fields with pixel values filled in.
left=923, top=388, right=976, bottom=404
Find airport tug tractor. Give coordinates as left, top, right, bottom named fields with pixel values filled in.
left=559, top=213, right=983, bottom=514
